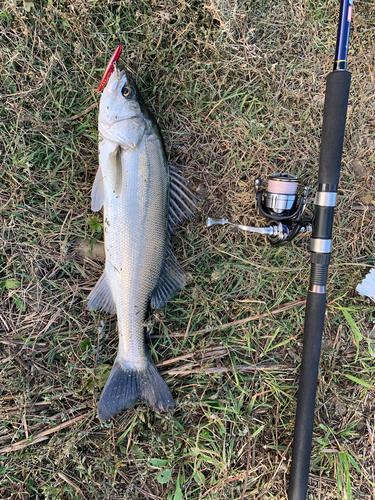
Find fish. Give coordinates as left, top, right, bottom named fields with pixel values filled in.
left=87, top=68, right=197, bottom=421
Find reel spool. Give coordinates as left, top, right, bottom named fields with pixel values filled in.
left=207, top=173, right=312, bottom=245
left=256, top=174, right=305, bottom=219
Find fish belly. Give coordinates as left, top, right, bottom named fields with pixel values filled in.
left=102, top=133, right=168, bottom=368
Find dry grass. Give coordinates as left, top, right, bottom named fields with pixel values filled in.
left=1, top=0, right=375, bottom=499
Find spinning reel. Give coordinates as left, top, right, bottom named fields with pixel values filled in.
left=207, top=173, right=312, bottom=245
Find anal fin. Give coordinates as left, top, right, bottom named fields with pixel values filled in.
left=151, top=246, right=186, bottom=309
left=87, top=270, right=116, bottom=314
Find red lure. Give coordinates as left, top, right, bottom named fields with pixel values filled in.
left=97, top=45, right=123, bottom=92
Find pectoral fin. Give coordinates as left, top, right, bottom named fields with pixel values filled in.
left=91, top=166, right=105, bottom=212
left=113, top=148, right=122, bottom=196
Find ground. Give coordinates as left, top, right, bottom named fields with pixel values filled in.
left=0, top=1, right=375, bottom=499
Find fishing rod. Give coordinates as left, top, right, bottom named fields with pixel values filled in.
left=207, top=0, right=354, bottom=497
left=288, top=0, right=353, bottom=498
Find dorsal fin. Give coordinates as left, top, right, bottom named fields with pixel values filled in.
left=151, top=246, right=186, bottom=309
left=151, top=165, right=199, bottom=309
left=168, top=165, right=199, bottom=234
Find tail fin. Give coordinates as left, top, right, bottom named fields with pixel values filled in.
left=97, top=350, right=174, bottom=421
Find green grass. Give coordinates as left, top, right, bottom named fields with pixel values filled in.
left=1, top=0, right=375, bottom=499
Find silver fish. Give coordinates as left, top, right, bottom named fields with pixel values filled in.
left=87, top=69, right=197, bottom=421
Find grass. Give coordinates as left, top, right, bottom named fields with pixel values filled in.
left=0, top=0, right=375, bottom=498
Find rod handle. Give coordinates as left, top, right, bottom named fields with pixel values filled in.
left=288, top=291, right=327, bottom=500
left=318, top=70, right=351, bottom=187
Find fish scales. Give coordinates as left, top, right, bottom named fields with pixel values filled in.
left=104, top=137, right=168, bottom=365
left=87, top=69, right=197, bottom=420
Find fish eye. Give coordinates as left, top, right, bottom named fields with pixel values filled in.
left=122, top=85, right=134, bottom=98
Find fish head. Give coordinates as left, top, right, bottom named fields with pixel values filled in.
left=99, top=69, right=142, bottom=124
left=99, top=69, right=148, bottom=148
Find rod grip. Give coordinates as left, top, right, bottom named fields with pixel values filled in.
left=288, top=291, right=327, bottom=500
left=318, top=70, right=351, bottom=186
